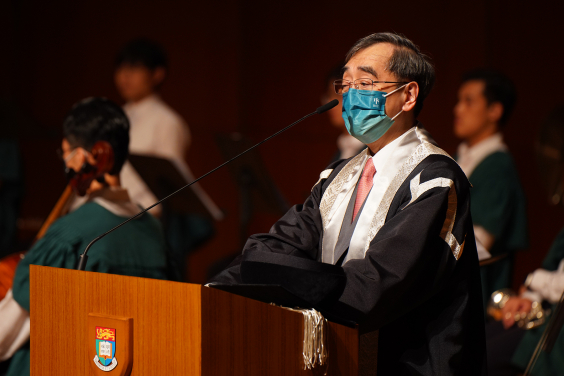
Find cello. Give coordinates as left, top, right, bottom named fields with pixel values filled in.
left=0, top=185, right=74, bottom=300
left=0, top=140, right=114, bottom=299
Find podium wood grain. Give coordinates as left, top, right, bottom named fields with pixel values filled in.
left=30, top=265, right=360, bottom=375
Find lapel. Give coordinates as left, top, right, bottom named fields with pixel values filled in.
left=332, top=180, right=366, bottom=264
left=320, top=125, right=452, bottom=264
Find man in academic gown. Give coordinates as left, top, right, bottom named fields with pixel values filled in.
left=209, top=32, right=486, bottom=375
left=454, top=69, right=528, bottom=305
left=0, top=98, right=175, bottom=376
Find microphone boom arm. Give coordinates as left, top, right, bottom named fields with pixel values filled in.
left=76, top=99, right=338, bottom=271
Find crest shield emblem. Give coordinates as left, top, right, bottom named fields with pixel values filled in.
left=94, top=327, right=118, bottom=370
left=88, top=314, right=133, bottom=375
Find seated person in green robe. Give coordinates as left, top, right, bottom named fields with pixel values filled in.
left=453, top=69, right=528, bottom=305
left=485, top=104, right=564, bottom=376
left=486, top=228, right=564, bottom=376
left=0, top=97, right=175, bottom=376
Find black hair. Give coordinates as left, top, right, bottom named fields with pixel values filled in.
left=462, top=68, right=517, bottom=126
left=345, top=32, right=435, bottom=117
left=115, top=38, right=167, bottom=70
left=62, top=97, right=129, bottom=175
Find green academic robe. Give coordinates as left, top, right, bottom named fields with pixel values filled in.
left=469, top=151, right=528, bottom=305
left=511, top=228, right=564, bottom=375
left=7, top=201, right=173, bottom=376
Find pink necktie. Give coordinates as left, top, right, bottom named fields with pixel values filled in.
left=353, top=159, right=376, bottom=222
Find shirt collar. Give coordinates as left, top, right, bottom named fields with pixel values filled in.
left=370, top=126, right=416, bottom=173
left=123, top=94, right=161, bottom=115
left=88, top=187, right=142, bottom=217
left=457, top=133, right=507, bottom=177
left=337, top=134, right=366, bottom=160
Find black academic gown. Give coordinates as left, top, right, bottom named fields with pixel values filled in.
left=210, top=128, right=486, bottom=375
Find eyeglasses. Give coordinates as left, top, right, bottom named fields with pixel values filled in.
left=333, top=79, right=409, bottom=95
left=56, top=147, right=89, bottom=163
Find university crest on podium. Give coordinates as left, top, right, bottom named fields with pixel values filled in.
left=88, top=314, right=133, bottom=375
left=94, top=327, right=118, bottom=370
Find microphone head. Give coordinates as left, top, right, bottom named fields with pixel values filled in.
left=316, top=99, right=339, bottom=114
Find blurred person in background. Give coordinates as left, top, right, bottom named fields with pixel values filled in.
left=114, top=38, right=223, bottom=279
left=485, top=105, right=564, bottom=376
left=321, top=64, right=366, bottom=162
left=486, top=234, right=564, bottom=375
left=0, top=98, right=176, bottom=376
left=454, top=69, right=528, bottom=306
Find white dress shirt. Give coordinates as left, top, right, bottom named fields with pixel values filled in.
left=121, top=94, right=223, bottom=220
left=456, top=132, right=508, bottom=178
left=337, top=133, right=366, bottom=160
left=124, top=94, right=191, bottom=159
left=523, top=260, right=564, bottom=304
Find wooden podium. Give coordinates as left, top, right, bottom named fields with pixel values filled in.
left=30, top=265, right=368, bottom=375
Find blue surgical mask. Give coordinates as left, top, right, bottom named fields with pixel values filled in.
left=341, top=84, right=407, bottom=144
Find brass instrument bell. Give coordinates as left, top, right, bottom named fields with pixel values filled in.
left=487, top=289, right=550, bottom=330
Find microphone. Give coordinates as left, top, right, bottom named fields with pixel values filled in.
left=76, top=99, right=340, bottom=271
left=316, top=99, right=338, bottom=114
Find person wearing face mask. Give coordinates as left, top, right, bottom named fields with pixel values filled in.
left=209, top=32, right=485, bottom=375
left=453, top=69, right=528, bottom=308
left=321, top=64, right=366, bottom=162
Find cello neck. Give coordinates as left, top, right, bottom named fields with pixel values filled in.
left=35, top=184, right=74, bottom=241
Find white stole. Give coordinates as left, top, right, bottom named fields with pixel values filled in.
left=320, top=126, right=449, bottom=264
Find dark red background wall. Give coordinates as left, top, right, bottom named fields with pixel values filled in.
left=1, top=0, right=563, bottom=285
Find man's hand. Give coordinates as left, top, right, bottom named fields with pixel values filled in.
left=502, top=297, right=533, bottom=329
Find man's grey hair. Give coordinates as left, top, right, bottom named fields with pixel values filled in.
left=346, top=32, right=435, bottom=117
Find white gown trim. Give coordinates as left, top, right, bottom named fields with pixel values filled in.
left=320, top=126, right=455, bottom=264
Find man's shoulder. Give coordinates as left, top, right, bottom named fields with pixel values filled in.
left=472, top=150, right=519, bottom=181
left=150, top=98, right=188, bottom=128
left=62, top=201, right=161, bottom=231
left=59, top=201, right=112, bottom=220
left=419, top=153, right=467, bottom=177
left=478, top=150, right=515, bottom=168
left=17, top=204, right=109, bottom=269
left=46, top=202, right=115, bottom=238
left=314, top=152, right=365, bottom=191
left=48, top=202, right=165, bottom=255
left=404, top=153, right=471, bottom=194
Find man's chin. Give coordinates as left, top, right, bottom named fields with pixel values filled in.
left=453, top=125, right=469, bottom=140
left=116, top=89, right=139, bottom=103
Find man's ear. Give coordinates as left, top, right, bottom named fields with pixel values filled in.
left=402, top=82, right=419, bottom=112
left=488, top=102, right=504, bottom=124
left=152, top=67, right=166, bottom=87
left=90, top=141, right=114, bottom=176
